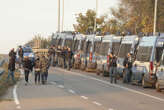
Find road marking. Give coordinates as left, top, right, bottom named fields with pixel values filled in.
left=108, top=109, right=114, bottom=110
left=16, top=105, right=21, bottom=109
left=68, top=89, right=76, bottom=94
left=58, top=85, right=64, bottom=88
left=56, top=68, right=164, bottom=102
left=81, top=96, right=88, bottom=100
left=13, top=85, right=20, bottom=105
left=93, top=101, right=102, bottom=106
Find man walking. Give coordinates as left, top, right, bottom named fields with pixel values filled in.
left=18, top=46, right=24, bottom=68
left=66, top=48, right=73, bottom=70
left=34, top=57, right=41, bottom=84
left=109, top=53, right=118, bottom=84
left=7, top=55, right=16, bottom=83
left=40, top=55, right=49, bottom=84
left=23, top=56, right=33, bottom=85
left=123, top=53, right=133, bottom=83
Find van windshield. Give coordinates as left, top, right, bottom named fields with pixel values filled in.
left=156, top=47, right=163, bottom=63
left=73, top=40, right=79, bottom=51
left=112, top=42, right=121, bottom=56
left=136, top=46, right=153, bottom=62
left=80, top=40, right=85, bottom=51
left=65, top=39, right=72, bottom=48
left=94, top=41, right=101, bottom=53
left=99, top=42, right=110, bottom=56
left=83, top=41, right=91, bottom=54
left=118, top=44, right=132, bottom=58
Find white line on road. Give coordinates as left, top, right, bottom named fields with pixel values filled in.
left=68, top=89, right=76, bottom=94
left=56, top=68, right=164, bottom=102
left=81, top=96, right=88, bottom=100
left=13, top=85, right=20, bottom=105
left=58, top=85, right=64, bottom=88
left=16, top=105, right=21, bottom=109
left=93, top=101, right=102, bottom=106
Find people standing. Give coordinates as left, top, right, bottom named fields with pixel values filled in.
left=123, top=53, right=133, bottom=83
left=40, top=55, right=49, bottom=84
left=9, top=48, right=16, bottom=59
left=23, top=56, right=33, bottom=85
left=7, top=53, right=16, bottom=83
left=34, top=57, right=41, bottom=84
left=109, top=53, right=118, bottom=84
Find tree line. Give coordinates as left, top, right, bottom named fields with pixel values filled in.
left=74, top=0, right=164, bottom=35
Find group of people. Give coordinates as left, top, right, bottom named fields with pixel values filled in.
left=48, top=45, right=73, bottom=70
left=7, top=47, right=50, bottom=85
left=108, top=52, right=133, bottom=84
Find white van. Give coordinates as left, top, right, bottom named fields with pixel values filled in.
left=96, top=35, right=122, bottom=76
left=132, top=36, right=164, bottom=88
left=117, top=35, right=139, bottom=77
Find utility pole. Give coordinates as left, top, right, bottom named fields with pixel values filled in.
left=153, top=0, right=158, bottom=35
left=61, top=0, right=64, bottom=32
left=94, top=0, right=98, bottom=33
left=58, top=0, right=61, bottom=32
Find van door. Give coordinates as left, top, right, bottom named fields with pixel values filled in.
left=156, top=51, right=164, bottom=81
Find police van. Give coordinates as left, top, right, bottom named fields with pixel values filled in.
left=86, top=35, right=102, bottom=72
left=96, top=35, right=122, bottom=76
left=155, top=36, right=164, bottom=92
left=51, top=33, right=60, bottom=47
left=63, top=33, right=74, bottom=49
left=132, top=36, right=164, bottom=88
left=117, top=35, right=139, bottom=77
left=80, top=35, right=95, bottom=70
left=56, top=33, right=65, bottom=47
left=73, top=34, right=86, bottom=69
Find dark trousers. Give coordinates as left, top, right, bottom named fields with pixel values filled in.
left=41, top=72, right=46, bottom=84
left=35, top=71, right=40, bottom=83
left=24, top=70, right=30, bottom=83
left=123, top=68, right=132, bottom=83
left=109, top=67, right=117, bottom=83
left=45, top=71, right=48, bottom=81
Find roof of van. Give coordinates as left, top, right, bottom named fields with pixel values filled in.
left=74, top=34, right=86, bottom=40
left=139, top=36, right=157, bottom=46
left=121, top=35, right=139, bottom=44
left=102, top=35, right=122, bottom=43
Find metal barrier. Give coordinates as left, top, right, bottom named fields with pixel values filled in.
left=0, top=59, right=5, bottom=77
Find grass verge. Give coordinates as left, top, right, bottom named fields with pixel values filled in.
left=0, top=62, right=20, bottom=101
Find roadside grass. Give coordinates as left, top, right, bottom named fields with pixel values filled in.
left=0, top=62, right=20, bottom=101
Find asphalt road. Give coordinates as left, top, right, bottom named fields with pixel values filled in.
left=1, top=67, right=164, bottom=110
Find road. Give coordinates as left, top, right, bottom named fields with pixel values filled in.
left=1, top=67, right=164, bottom=110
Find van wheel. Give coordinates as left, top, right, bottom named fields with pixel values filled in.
left=142, top=77, right=147, bottom=88
left=156, top=82, right=161, bottom=92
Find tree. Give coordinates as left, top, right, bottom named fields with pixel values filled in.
left=74, top=9, right=106, bottom=34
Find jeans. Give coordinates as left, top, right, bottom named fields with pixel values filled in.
left=109, top=67, right=117, bottom=83
left=45, top=71, right=48, bottom=82
left=24, top=70, right=30, bottom=83
left=123, top=68, right=132, bottom=83
left=35, top=71, right=40, bottom=83
left=7, top=70, right=15, bottom=82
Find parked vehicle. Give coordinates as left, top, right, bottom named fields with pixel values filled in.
left=132, top=36, right=164, bottom=88
left=63, top=33, right=74, bottom=49
left=73, top=34, right=86, bottom=69
left=155, top=37, right=164, bottom=92
left=80, top=35, right=95, bottom=70
left=117, top=35, right=139, bottom=77
left=16, top=46, right=35, bottom=63
left=86, top=35, right=102, bottom=72
left=96, top=35, right=122, bottom=76
left=51, top=33, right=59, bottom=47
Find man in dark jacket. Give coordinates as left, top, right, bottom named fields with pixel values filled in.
left=66, top=48, right=73, bottom=70
left=9, top=48, right=16, bottom=59
left=23, top=56, right=33, bottom=85
left=34, top=57, right=41, bottom=84
left=109, top=53, right=117, bottom=84
left=123, top=53, right=133, bottom=83
left=18, top=46, right=24, bottom=68
left=7, top=56, right=16, bottom=83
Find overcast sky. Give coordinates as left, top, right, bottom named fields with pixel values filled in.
left=0, top=0, right=119, bottom=54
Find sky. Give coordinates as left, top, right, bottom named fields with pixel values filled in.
left=0, top=0, right=119, bottom=54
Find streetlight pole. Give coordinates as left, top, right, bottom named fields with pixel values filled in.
left=94, top=0, right=98, bottom=33
left=153, top=0, right=158, bottom=35
left=58, top=0, right=61, bottom=32
left=61, top=0, right=64, bottom=32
